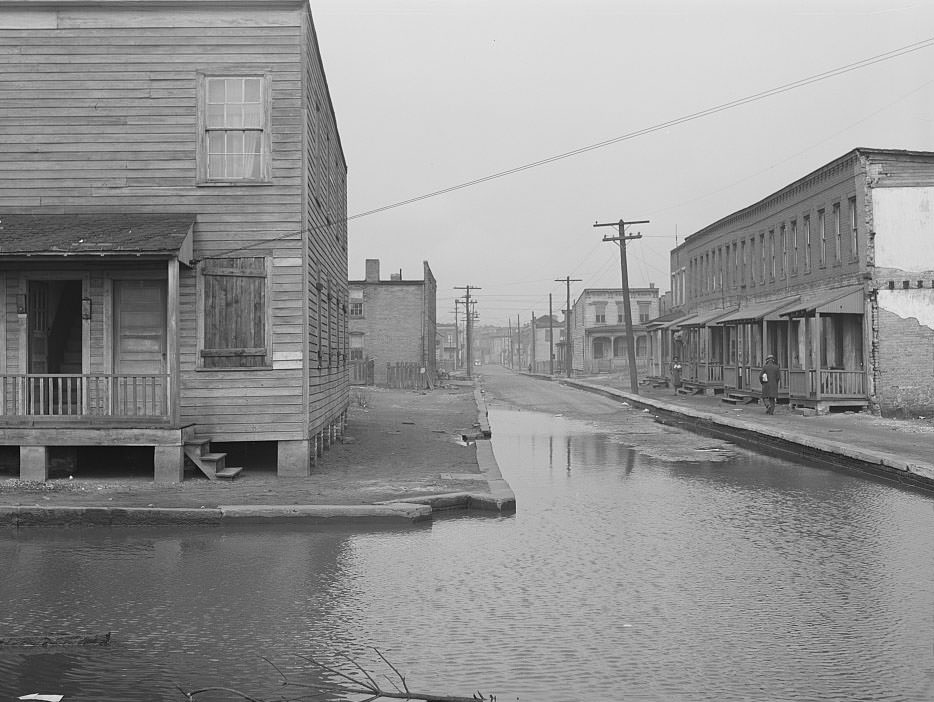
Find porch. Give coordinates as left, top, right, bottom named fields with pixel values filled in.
left=1, top=373, right=170, bottom=420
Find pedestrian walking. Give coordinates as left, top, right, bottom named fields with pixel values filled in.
left=670, top=357, right=682, bottom=393
left=761, top=354, right=780, bottom=415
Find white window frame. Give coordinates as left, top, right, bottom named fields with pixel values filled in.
left=197, top=72, right=272, bottom=184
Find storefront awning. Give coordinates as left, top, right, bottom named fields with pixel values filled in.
left=677, top=307, right=738, bottom=328
left=0, top=213, right=195, bottom=265
left=779, top=286, right=865, bottom=318
left=715, top=296, right=801, bottom=325
left=645, top=311, right=690, bottom=329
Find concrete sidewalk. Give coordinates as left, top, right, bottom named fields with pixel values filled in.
left=547, top=372, right=934, bottom=492
left=0, top=380, right=515, bottom=527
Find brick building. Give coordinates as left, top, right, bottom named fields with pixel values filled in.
left=662, top=147, right=934, bottom=416
left=348, top=259, right=437, bottom=386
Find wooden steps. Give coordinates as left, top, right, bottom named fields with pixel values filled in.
left=676, top=383, right=704, bottom=396
left=183, top=438, right=242, bottom=481
left=721, top=390, right=759, bottom=405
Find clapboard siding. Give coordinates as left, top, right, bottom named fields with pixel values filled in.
left=0, top=1, right=349, bottom=450
left=300, top=7, right=349, bottom=436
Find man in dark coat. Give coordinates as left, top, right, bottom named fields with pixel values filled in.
left=761, top=354, right=780, bottom=415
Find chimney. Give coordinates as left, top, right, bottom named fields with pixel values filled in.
left=365, top=259, right=380, bottom=283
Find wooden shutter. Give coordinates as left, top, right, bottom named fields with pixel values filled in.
left=202, top=257, right=267, bottom=368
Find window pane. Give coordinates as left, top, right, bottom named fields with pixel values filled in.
left=228, top=131, right=244, bottom=154
left=208, top=154, right=226, bottom=179
left=226, top=104, right=244, bottom=129
left=242, top=101, right=262, bottom=128
left=226, top=78, right=243, bottom=104
left=207, top=78, right=225, bottom=104
left=243, top=132, right=261, bottom=155
left=206, top=102, right=226, bottom=128
left=243, top=78, right=262, bottom=102
left=207, top=131, right=226, bottom=155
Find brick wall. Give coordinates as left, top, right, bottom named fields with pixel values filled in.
left=875, top=296, right=934, bottom=417
left=349, top=282, right=428, bottom=385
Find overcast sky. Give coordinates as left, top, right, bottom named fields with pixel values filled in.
left=311, top=0, right=934, bottom=327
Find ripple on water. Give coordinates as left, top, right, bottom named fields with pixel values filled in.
left=1, top=409, right=934, bottom=701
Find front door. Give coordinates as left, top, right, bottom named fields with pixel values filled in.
left=114, top=280, right=166, bottom=415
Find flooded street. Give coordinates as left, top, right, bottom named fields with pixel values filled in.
left=2, top=369, right=934, bottom=701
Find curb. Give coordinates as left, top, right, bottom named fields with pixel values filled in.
left=555, top=378, right=934, bottom=493
left=383, top=378, right=517, bottom=514
left=1, top=380, right=517, bottom=527
left=0, top=503, right=433, bottom=528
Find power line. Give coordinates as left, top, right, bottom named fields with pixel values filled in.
left=199, top=36, right=934, bottom=262
left=346, top=36, right=934, bottom=221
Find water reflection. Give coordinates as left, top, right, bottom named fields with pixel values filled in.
left=1, top=409, right=933, bottom=701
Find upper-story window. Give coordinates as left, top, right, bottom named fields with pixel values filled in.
left=790, top=220, right=798, bottom=275
left=199, top=74, right=271, bottom=183
left=769, top=230, right=776, bottom=280
left=638, top=302, right=650, bottom=323
left=593, top=301, right=607, bottom=324
left=760, top=233, right=766, bottom=282
left=803, top=215, right=811, bottom=271
left=350, top=301, right=363, bottom=317
left=833, top=203, right=841, bottom=264
left=848, top=197, right=858, bottom=261
left=779, top=225, right=786, bottom=278
left=818, top=209, right=826, bottom=267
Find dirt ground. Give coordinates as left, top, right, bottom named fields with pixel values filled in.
left=0, top=382, right=487, bottom=508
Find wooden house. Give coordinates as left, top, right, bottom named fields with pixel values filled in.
left=0, top=0, right=349, bottom=481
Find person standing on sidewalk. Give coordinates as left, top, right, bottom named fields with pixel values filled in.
left=670, top=357, right=683, bottom=393
left=761, top=354, right=780, bottom=415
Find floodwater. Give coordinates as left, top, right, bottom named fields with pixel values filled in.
left=2, top=408, right=934, bottom=701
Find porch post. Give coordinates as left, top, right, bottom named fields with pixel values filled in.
left=804, top=314, right=813, bottom=397
left=20, top=446, right=48, bottom=482
left=167, top=259, right=179, bottom=425
left=815, top=312, right=823, bottom=401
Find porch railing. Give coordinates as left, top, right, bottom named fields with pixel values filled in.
left=786, top=369, right=865, bottom=399
left=0, top=374, right=169, bottom=418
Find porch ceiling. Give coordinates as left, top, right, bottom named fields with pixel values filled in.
left=0, top=213, right=194, bottom=264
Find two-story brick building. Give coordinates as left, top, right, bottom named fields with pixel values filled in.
left=348, top=259, right=437, bottom=387
left=0, top=0, right=349, bottom=481
left=665, top=147, right=934, bottom=416
left=569, top=287, right=660, bottom=374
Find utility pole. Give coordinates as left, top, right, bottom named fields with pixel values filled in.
left=455, top=285, right=480, bottom=379
left=548, top=293, right=555, bottom=376
left=453, top=301, right=461, bottom=370
left=555, top=276, right=581, bottom=377
left=516, top=313, right=521, bottom=371
left=530, top=311, right=536, bottom=373
left=508, top=317, right=514, bottom=368
left=594, top=218, right=649, bottom=394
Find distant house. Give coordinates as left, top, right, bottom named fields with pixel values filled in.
left=569, top=287, right=660, bottom=374
left=0, top=0, right=349, bottom=481
left=528, top=315, right=560, bottom=373
left=348, top=260, right=437, bottom=387
left=436, top=323, right=458, bottom=372
left=663, top=147, right=934, bottom=416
